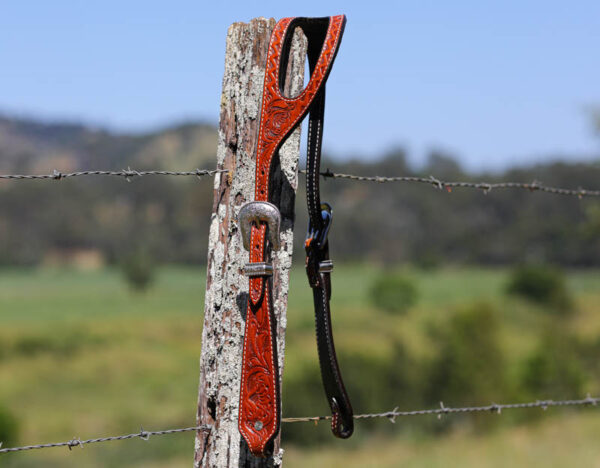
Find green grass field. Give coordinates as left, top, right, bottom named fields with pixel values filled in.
left=0, top=265, right=599, bottom=467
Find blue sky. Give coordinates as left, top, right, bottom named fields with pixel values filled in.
left=1, top=1, right=598, bottom=171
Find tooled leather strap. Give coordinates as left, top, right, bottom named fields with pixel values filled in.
left=238, top=15, right=346, bottom=457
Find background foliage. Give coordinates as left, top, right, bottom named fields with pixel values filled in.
left=1, top=116, right=599, bottom=268
left=1, top=266, right=599, bottom=467
left=0, top=116, right=599, bottom=466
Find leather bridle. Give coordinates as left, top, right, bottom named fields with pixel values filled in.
left=238, top=15, right=351, bottom=457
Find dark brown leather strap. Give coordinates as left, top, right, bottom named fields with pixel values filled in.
left=238, top=15, right=347, bottom=457
left=304, top=89, right=354, bottom=438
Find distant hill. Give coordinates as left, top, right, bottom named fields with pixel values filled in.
left=0, top=115, right=218, bottom=173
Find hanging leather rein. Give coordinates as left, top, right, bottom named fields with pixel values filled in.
left=238, top=15, right=351, bottom=457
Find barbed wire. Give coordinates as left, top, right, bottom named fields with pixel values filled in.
left=0, top=168, right=227, bottom=181
left=282, top=394, right=599, bottom=424
left=2, top=395, right=597, bottom=455
left=1, top=167, right=598, bottom=198
left=299, top=169, right=600, bottom=198
left=0, top=425, right=211, bottom=454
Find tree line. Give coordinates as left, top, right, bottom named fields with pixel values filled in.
left=0, top=116, right=598, bottom=267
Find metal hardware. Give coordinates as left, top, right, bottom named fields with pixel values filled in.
left=243, top=262, right=274, bottom=277
left=318, top=260, right=334, bottom=273
left=305, top=203, right=333, bottom=251
left=239, top=201, right=281, bottom=251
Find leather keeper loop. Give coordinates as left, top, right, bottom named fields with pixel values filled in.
left=318, top=260, right=334, bottom=273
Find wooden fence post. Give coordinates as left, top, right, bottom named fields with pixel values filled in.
left=194, top=18, right=307, bottom=468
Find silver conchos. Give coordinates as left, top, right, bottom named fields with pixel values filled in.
left=238, top=201, right=281, bottom=251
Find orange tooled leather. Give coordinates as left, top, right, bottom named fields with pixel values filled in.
left=238, top=15, right=346, bottom=457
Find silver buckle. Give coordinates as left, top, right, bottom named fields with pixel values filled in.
left=243, top=262, right=274, bottom=277
left=238, top=201, right=281, bottom=251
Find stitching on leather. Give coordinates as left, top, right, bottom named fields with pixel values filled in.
left=238, top=281, right=278, bottom=455
left=258, top=279, right=277, bottom=453
left=318, top=272, right=349, bottom=438
left=241, top=15, right=345, bottom=455
left=306, top=113, right=315, bottom=219
left=255, top=16, right=343, bottom=202
left=276, top=16, right=340, bottom=104
left=254, top=17, right=291, bottom=202
left=308, top=116, right=322, bottom=222
left=270, top=16, right=341, bottom=208
left=320, top=276, right=342, bottom=391
left=271, top=18, right=339, bottom=130
left=238, top=300, right=252, bottom=446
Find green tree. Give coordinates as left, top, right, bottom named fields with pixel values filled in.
left=506, top=265, right=573, bottom=313
left=121, top=248, right=156, bottom=292
left=369, top=273, right=418, bottom=314
left=521, top=329, right=586, bottom=399
left=0, top=404, right=19, bottom=447
left=427, top=303, right=508, bottom=430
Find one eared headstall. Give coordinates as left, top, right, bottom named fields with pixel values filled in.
left=238, top=15, right=351, bottom=457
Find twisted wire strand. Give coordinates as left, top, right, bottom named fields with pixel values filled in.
left=281, top=395, right=599, bottom=424
left=0, top=425, right=211, bottom=454
left=298, top=170, right=600, bottom=198
left=2, top=396, right=597, bottom=454
left=0, top=167, right=598, bottom=197
left=0, top=168, right=227, bottom=181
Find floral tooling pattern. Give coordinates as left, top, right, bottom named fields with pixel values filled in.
left=238, top=15, right=346, bottom=457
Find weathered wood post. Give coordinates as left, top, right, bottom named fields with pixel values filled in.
left=194, top=18, right=307, bottom=468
